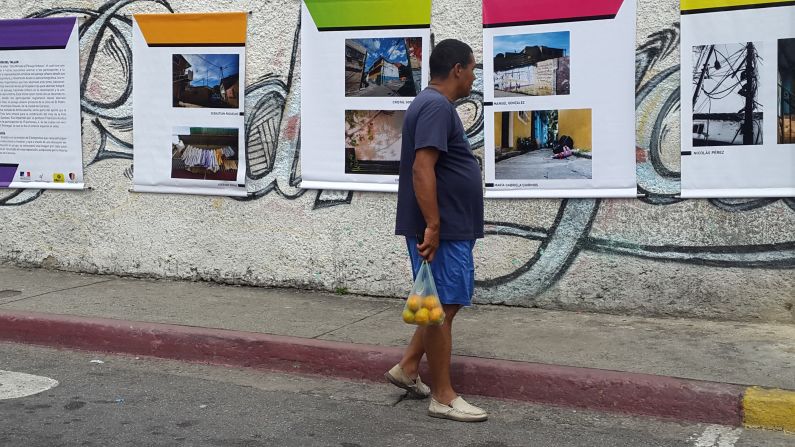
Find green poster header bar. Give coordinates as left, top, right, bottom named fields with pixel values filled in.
left=305, top=0, right=432, bottom=30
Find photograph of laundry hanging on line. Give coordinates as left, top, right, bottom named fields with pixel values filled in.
left=171, top=127, right=239, bottom=181
left=172, top=54, right=240, bottom=108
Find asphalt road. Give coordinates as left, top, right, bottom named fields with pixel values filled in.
left=1, top=343, right=792, bottom=447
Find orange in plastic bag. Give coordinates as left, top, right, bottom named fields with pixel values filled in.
left=403, top=260, right=445, bottom=326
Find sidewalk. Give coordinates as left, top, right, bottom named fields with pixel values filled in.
left=1, top=265, right=793, bottom=431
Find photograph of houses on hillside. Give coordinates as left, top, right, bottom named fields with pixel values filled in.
left=493, top=31, right=570, bottom=97
left=692, top=43, right=763, bottom=146
left=345, top=37, right=423, bottom=98
left=173, top=54, right=240, bottom=109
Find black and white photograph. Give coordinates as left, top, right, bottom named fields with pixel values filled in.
left=692, top=42, right=763, bottom=146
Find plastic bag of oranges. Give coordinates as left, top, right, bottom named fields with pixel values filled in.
left=402, top=260, right=445, bottom=326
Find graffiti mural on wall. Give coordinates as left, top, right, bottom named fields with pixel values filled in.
left=0, top=0, right=792, bottom=302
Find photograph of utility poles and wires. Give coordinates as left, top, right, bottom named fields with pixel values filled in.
left=173, top=54, right=240, bottom=109
left=692, top=42, right=763, bottom=146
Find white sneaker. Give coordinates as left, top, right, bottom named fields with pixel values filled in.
left=428, top=396, right=488, bottom=422
left=384, top=364, right=431, bottom=398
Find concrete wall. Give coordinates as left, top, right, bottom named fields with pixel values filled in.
left=0, top=0, right=793, bottom=323
left=558, top=109, right=592, bottom=151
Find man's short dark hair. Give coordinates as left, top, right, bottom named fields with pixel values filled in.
left=429, top=39, right=473, bottom=79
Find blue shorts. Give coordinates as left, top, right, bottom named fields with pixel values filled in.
left=406, top=237, right=476, bottom=307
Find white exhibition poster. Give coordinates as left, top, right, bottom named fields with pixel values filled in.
left=482, top=0, right=637, bottom=198
left=0, top=17, right=83, bottom=190
left=132, top=13, right=247, bottom=197
left=299, top=0, right=432, bottom=192
left=680, top=0, right=795, bottom=198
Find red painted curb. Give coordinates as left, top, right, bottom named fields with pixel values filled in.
left=0, top=311, right=744, bottom=425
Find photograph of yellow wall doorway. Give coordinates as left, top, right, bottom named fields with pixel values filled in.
left=494, top=109, right=592, bottom=180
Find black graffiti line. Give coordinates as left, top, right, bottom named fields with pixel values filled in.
left=476, top=199, right=600, bottom=289
left=89, top=119, right=133, bottom=165
left=585, top=238, right=795, bottom=269
left=635, top=25, right=679, bottom=88
left=241, top=9, right=305, bottom=200
left=484, top=222, right=549, bottom=241
left=636, top=185, right=683, bottom=204
left=27, top=3, right=152, bottom=126
left=103, top=33, right=129, bottom=79
left=245, top=78, right=288, bottom=179
left=81, top=14, right=134, bottom=113
left=0, top=190, right=45, bottom=207
left=636, top=63, right=679, bottom=107
left=649, top=85, right=681, bottom=179
left=78, top=0, right=172, bottom=107
left=455, top=95, right=485, bottom=143
left=312, top=190, right=354, bottom=210
left=287, top=132, right=303, bottom=191
left=708, top=198, right=781, bottom=212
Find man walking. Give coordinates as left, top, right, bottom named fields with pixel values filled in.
left=387, top=39, right=487, bottom=422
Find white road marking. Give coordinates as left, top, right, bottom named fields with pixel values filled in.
left=693, top=425, right=743, bottom=447
left=0, top=370, right=59, bottom=400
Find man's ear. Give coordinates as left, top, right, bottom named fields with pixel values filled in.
left=453, top=63, right=462, bottom=77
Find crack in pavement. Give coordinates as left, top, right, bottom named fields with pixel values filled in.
left=310, top=306, right=396, bottom=340
left=0, top=279, right=115, bottom=307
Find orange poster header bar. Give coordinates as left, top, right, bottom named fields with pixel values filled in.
left=135, top=12, right=247, bottom=46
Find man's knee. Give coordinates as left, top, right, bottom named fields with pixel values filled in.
left=442, top=304, right=462, bottom=323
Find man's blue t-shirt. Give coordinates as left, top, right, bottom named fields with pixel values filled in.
left=395, top=87, right=484, bottom=240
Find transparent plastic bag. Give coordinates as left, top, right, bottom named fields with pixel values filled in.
left=402, top=260, right=445, bottom=326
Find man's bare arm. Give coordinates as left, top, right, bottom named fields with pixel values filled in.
left=413, top=147, right=441, bottom=261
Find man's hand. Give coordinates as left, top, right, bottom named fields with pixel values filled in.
left=418, top=226, right=440, bottom=262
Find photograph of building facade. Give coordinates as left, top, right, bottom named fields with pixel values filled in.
left=344, top=110, right=405, bottom=175
left=345, top=40, right=368, bottom=95
left=367, top=57, right=400, bottom=85
left=779, top=38, right=795, bottom=144
left=172, top=54, right=240, bottom=109
left=219, top=74, right=240, bottom=108
left=344, top=37, right=422, bottom=97
left=493, top=32, right=570, bottom=97
left=494, top=109, right=592, bottom=180
left=692, top=43, right=763, bottom=146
